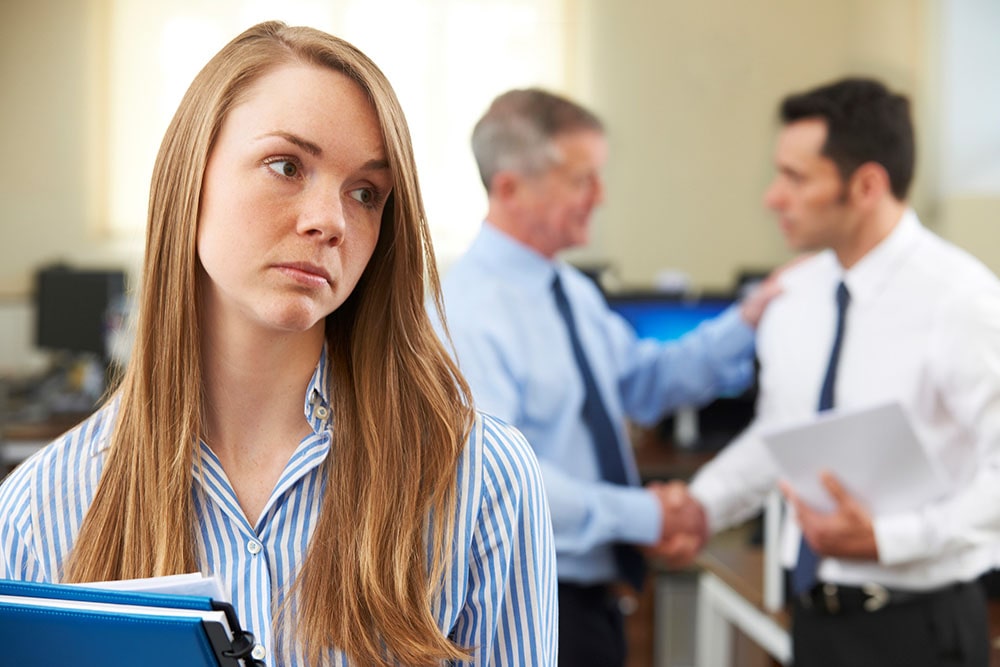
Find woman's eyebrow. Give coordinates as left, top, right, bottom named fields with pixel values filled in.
left=258, top=130, right=323, bottom=156
left=257, top=133, right=390, bottom=173
left=360, top=158, right=390, bottom=172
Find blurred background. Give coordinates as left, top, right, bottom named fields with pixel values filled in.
left=0, top=0, right=998, bottom=385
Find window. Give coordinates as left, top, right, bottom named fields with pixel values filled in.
left=938, top=0, right=1000, bottom=195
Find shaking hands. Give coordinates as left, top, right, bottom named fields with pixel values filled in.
left=644, top=481, right=708, bottom=569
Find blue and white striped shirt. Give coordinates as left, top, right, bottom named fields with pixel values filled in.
left=0, top=355, right=558, bottom=666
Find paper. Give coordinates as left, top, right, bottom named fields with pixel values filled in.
left=1, top=592, right=230, bottom=626
left=73, top=572, right=228, bottom=602
left=760, top=402, right=949, bottom=515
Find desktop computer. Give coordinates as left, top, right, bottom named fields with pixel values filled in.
left=605, top=290, right=757, bottom=450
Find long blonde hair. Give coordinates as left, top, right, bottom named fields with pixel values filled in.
left=64, top=21, right=473, bottom=666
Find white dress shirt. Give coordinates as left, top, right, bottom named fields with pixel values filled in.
left=691, top=210, right=1000, bottom=591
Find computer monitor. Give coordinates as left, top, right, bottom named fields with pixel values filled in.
left=34, top=265, right=126, bottom=359
left=606, top=291, right=734, bottom=343
left=606, top=290, right=755, bottom=450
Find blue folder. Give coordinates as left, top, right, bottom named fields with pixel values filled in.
left=0, top=578, right=263, bottom=667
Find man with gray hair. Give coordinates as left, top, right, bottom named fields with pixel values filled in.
left=432, top=88, right=778, bottom=667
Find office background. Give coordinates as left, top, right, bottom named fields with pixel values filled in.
left=1, top=0, right=999, bottom=376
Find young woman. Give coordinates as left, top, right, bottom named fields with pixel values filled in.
left=0, top=21, right=556, bottom=666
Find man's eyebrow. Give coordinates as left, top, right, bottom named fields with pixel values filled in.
left=259, top=131, right=322, bottom=156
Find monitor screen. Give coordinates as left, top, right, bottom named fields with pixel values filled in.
left=606, top=292, right=734, bottom=342
left=35, top=266, right=126, bottom=357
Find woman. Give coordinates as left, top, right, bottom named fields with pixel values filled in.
left=0, top=21, right=556, bottom=666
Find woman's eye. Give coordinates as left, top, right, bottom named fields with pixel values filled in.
left=266, top=159, right=299, bottom=178
left=348, top=187, right=376, bottom=206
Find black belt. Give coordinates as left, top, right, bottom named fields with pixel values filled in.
left=558, top=582, right=639, bottom=616
left=795, top=581, right=968, bottom=615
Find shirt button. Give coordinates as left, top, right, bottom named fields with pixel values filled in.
left=315, top=405, right=329, bottom=419
left=251, top=645, right=267, bottom=660
left=247, top=540, right=262, bottom=555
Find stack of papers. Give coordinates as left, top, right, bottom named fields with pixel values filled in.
left=759, top=401, right=949, bottom=514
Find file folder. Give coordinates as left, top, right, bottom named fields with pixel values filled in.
left=0, top=578, right=264, bottom=667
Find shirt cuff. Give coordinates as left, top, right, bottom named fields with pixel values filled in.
left=688, top=477, right=730, bottom=535
left=596, top=485, right=662, bottom=546
left=872, top=511, right=929, bottom=566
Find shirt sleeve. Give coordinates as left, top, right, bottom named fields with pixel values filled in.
left=451, top=417, right=558, bottom=666
left=440, top=308, right=663, bottom=553
left=0, top=460, right=45, bottom=582
left=540, top=462, right=662, bottom=552
left=689, top=425, right=781, bottom=533
left=612, top=305, right=757, bottom=426
left=874, top=287, right=1000, bottom=565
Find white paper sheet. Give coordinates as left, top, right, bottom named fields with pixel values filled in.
left=760, top=402, right=949, bottom=515
left=69, top=572, right=228, bottom=602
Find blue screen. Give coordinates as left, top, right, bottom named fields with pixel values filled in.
left=608, top=297, right=732, bottom=342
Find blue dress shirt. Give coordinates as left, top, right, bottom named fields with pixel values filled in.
left=433, top=222, right=756, bottom=585
left=0, top=349, right=558, bottom=666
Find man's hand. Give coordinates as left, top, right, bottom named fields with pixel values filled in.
left=781, top=472, right=879, bottom=560
left=739, top=254, right=812, bottom=328
left=645, top=481, right=709, bottom=568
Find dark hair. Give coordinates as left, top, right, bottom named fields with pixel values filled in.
left=471, top=88, right=605, bottom=191
left=780, top=77, right=914, bottom=200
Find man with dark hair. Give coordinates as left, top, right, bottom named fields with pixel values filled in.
left=432, top=88, right=779, bottom=667
left=671, top=77, right=1000, bottom=665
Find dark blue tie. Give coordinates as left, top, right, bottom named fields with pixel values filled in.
left=792, top=281, right=851, bottom=596
left=552, top=274, right=646, bottom=590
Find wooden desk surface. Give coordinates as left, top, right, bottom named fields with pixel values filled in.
left=1, top=412, right=89, bottom=475
left=697, top=540, right=788, bottom=628
left=632, top=427, right=715, bottom=482
left=3, top=412, right=88, bottom=442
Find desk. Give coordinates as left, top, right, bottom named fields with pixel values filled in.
left=695, top=541, right=790, bottom=666
left=1, top=413, right=87, bottom=475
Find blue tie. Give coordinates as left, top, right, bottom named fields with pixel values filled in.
left=552, top=274, right=646, bottom=590
left=792, top=281, right=851, bottom=596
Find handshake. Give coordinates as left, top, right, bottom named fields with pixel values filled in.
left=644, top=481, right=708, bottom=569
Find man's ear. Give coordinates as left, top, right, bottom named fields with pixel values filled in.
left=491, top=170, right=521, bottom=202
left=848, top=162, right=891, bottom=209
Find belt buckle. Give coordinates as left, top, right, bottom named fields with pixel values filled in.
left=862, top=583, right=889, bottom=612
left=822, top=583, right=840, bottom=614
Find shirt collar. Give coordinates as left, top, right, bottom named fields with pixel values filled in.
left=841, top=208, right=922, bottom=305
left=303, top=343, right=333, bottom=432
left=474, top=221, right=561, bottom=291
left=92, top=346, right=333, bottom=456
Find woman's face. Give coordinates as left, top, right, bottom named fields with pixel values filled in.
left=197, top=62, right=391, bottom=339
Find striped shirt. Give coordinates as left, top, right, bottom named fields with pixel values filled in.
left=0, top=355, right=558, bottom=666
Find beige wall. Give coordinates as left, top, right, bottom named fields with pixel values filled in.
left=0, top=1, right=125, bottom=296
left=569, top=0, right=969, bottom=290
left=1, top=0, right=998, bottom=301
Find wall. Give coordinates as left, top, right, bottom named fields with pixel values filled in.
left=570, top=0, right=947, bottom=290
left=1, top=0, right=998, bottom=371
left=0, top=1, right=133, bottom=298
